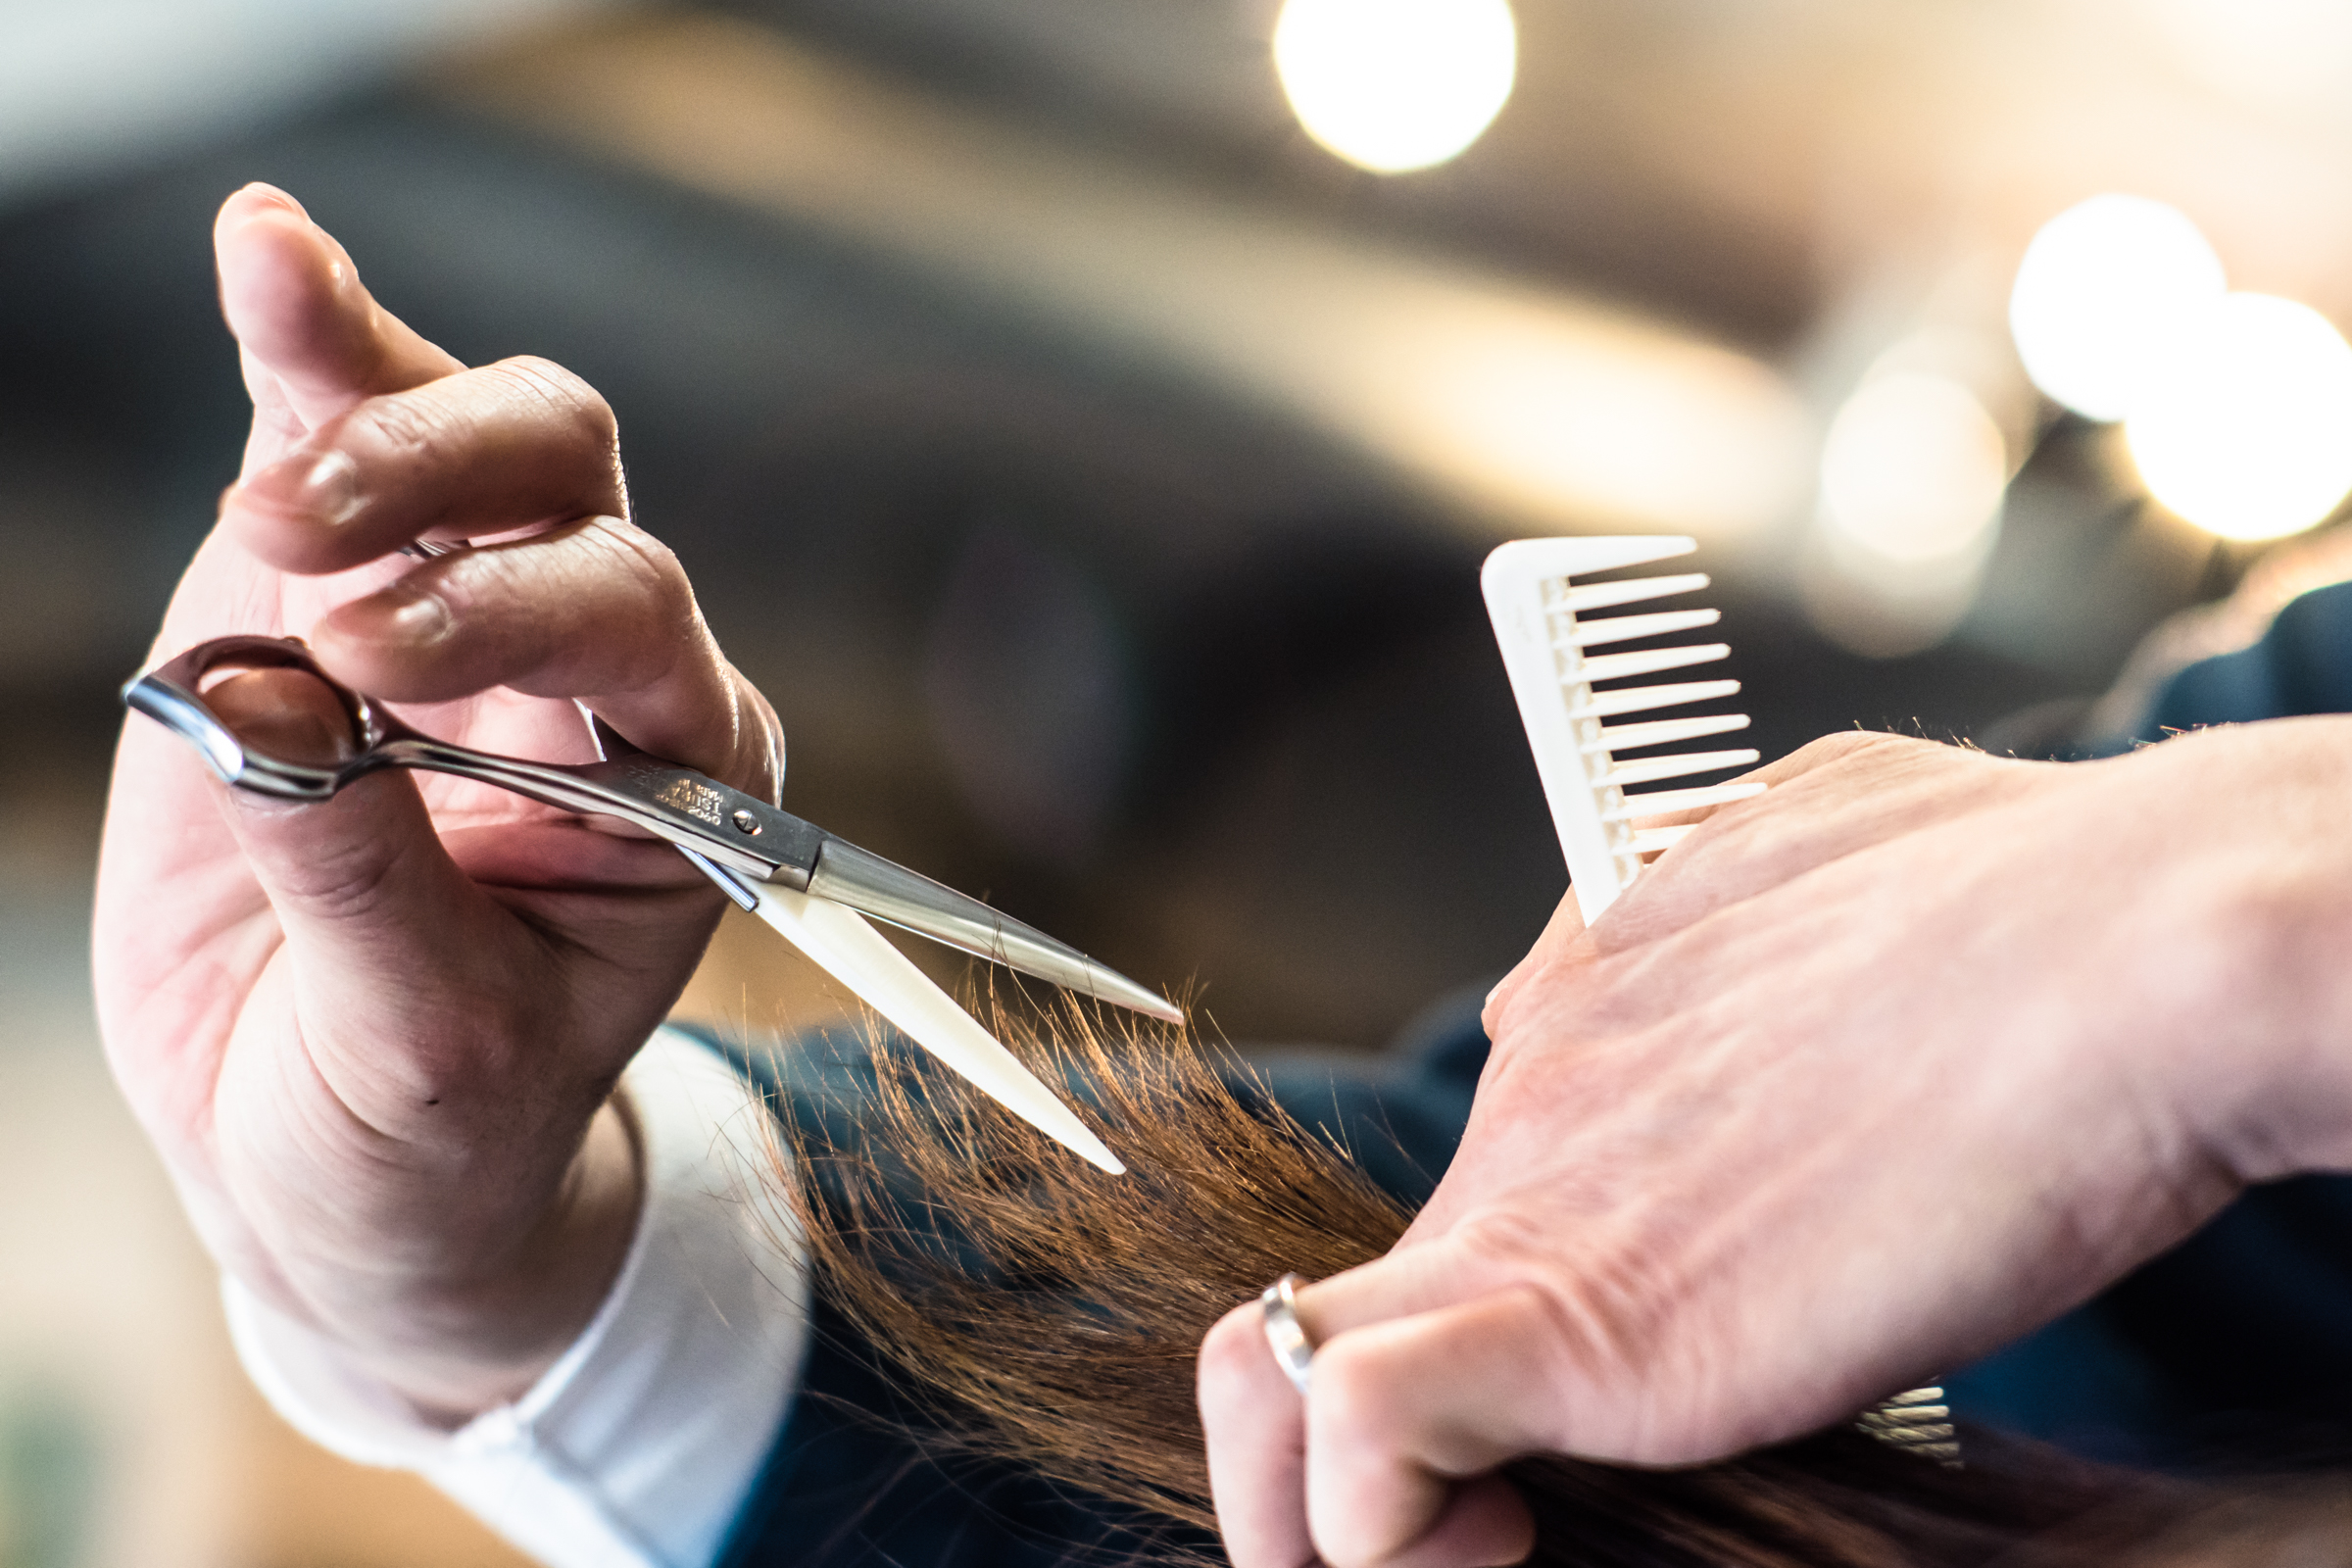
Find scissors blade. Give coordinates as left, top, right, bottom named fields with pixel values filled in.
left=576, top=729, right=1176, bottom=1025
left=741, top=876, right=1125, bottom=1174
left=804, top=836, right=1183, bottom=1025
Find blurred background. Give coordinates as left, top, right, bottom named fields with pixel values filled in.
left=11, top=0, right=2352, bottom=1561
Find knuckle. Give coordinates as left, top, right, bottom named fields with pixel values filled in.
left=729, top=669, right=788, bottom=802
left=1782, top=728, right=1908, bottom=771
left=492, top=355, right=618, bottom=452
left=1550, top=1253, right=1680, bottom=1376
left=1302, top=1333, right=1389, bottom=1432
left=285, top=851, right=402, bottom=931
left=373, top=1020, right=508, bottom=1106
left=592, top=519, right=698, bottom=636
left=616, top=516, right=687, bottom=584
left=1446, top=1205, right=1554, bottom=1273
left=1442, top=1215, right=1692, bottom=1421
left=1316, top=1529, right=1386, bottom=1568
left=1755, top=730, right=1980, bottom=819
left=1476, top=1022, right=1575, bottom=1111
left=1197, top=1302, right=1272, bottom=1408
left=351, top=389, right=450, bottom=466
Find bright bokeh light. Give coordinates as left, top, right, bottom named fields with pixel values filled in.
left=1818, top=372, right=2008, bottom=563
left=1272, top=0, right=1517, bottom=174
left=2009, top=195, right=2226, bottom=422
left=2125, top=292, right=2352, bottom=541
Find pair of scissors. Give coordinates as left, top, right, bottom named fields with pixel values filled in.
left=125, top=634, right=1178, bottom=1173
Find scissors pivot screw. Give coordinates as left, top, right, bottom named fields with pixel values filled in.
left=730, top=808, right=761, bottom=835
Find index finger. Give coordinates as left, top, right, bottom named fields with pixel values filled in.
left=311, top=515, right=783, bottom=797
left=1481, top=891, right=1589, bottom=1044
left=1201, top=1262, right=1551, bottom=1568
left=1200, top=1298, right=1315, bottom=1568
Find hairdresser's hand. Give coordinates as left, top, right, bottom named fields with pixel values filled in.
left=1201, top=723, right=2352, bottom=1568
left=91, top=186, right=780, bottom=1418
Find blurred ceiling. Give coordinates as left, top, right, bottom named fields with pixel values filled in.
left=18, top=1, right=2352, bottom=580
left=0, top=0, right=613, bottom=206
left=720, top=0, right=2352, bottom=338
left=409, top=0, right=2352, bottom=662
left=439, top=13, right=1811, bottom=545
left=19, top=0, right=2352, bottom=380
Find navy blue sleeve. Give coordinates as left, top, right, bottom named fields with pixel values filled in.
left=2143, top=579, right=2352, bottom=734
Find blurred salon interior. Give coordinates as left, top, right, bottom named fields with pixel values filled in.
left=9, top=0, right=2352, bottom=1561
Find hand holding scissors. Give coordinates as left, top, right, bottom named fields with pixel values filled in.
left=92, top=184, right=1079, bottom=1420
left=127, top=633, right=1174, bottom=1171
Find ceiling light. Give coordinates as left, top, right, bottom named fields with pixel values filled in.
left=2009, top=195, right=2226, bottom=422
left=2125, top=292, right=2352, bottom=542
left=1272, top=0, right=1517, bottom=174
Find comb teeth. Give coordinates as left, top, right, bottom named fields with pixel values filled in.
left=1603, top=781, right=1767, bottom=821
left=1562, top=608, right=1721, bottom=648
left=1576, top=643, right=1730, bottom=684
left=1482, top=537, right=1762, bottom=924
left=1577, top=678, right=1741, bottom=719
left=1560, top=571, right=1711, bottom=613
left=1594, top=712, right=1750, bottom=753
left=1602, top=748, right=1763, bottom=789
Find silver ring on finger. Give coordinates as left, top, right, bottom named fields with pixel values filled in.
left=1259, top=1273, right=1316, bottom=1396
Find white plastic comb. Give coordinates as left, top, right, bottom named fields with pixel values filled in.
left=1481, top=536, right=1761, bottom=924
left=1483, top=537, right=1961, bottom=1466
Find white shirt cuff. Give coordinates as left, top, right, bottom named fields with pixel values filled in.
left=223, top=1026, right=808, bottom=1568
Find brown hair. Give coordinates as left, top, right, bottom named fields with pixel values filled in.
left=770, top=998, right=2223, bottom=1567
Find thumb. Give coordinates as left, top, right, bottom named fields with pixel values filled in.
left=1482, top=891, right=1588, bottom=1037
left=217, top=184, right=463, bottom=436
left=207, top=669, right=519, bottom=1034
left=223, top=775, right=518, bottom=1021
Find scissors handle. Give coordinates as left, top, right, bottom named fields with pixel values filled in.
left=124, top=635, right=821, bottom=885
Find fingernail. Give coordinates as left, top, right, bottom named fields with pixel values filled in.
left=236, top=181, right=307, bottom=218
left=236, top=449, right=363, bottom=527
left=385, top=588, right=451, bottom=644
left=296, top=452, right=362, bottom=525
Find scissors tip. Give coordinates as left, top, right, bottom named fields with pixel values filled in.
left=1051, top=1112, right=1126, bottom=1175
left=1083, top=972, right=1186, bottom=1027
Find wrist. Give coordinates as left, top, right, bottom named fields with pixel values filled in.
left=2150, top=719, right=2352, bottom=1180
left=351, top=1094, right=646, bottom=1420
left=2231, top=851, right=2352, bottom=1178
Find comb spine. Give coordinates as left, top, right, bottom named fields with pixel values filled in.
left=1484, top=539, right=1697, bottom=922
